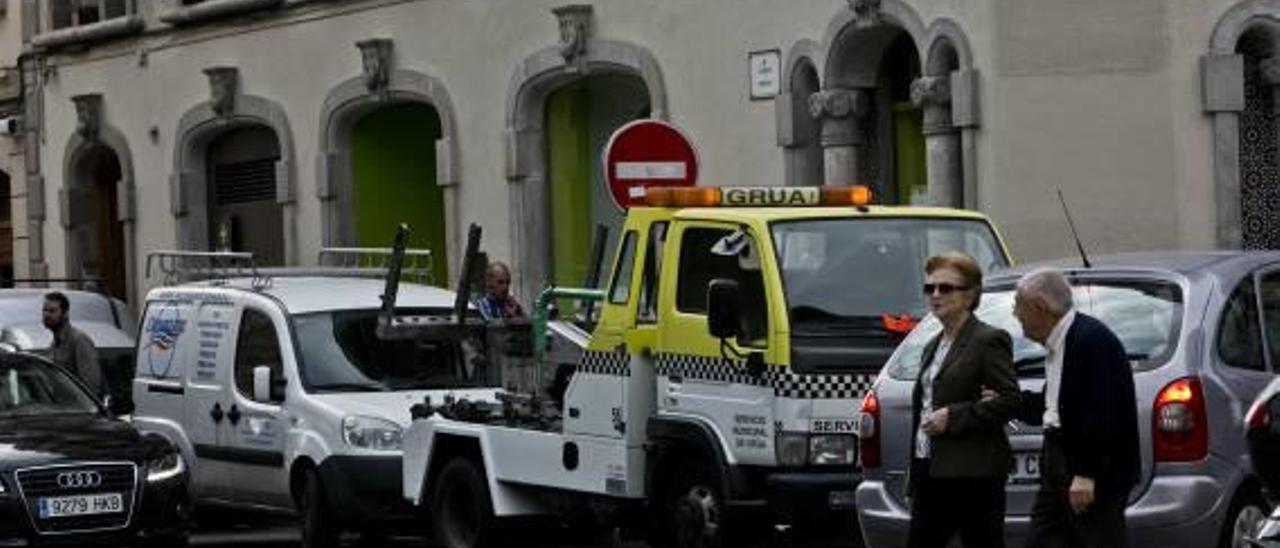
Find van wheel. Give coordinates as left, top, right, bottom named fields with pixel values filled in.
left=1220, top=487, right=1269, bottom=548
left=300, top=470, right=341, bottom=548
left=432, top=457, right=499, bottom=548
left=666, top=460, right=727, bottom=548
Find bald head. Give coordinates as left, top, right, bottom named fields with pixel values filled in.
left=1013, top=268, right=1074, bottom=344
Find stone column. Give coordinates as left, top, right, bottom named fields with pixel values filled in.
left=911, top=76, right=961, bottom=207
left=1202, top=54, right=1246, bottom=249
left=809, top=88, right=870, bottom=186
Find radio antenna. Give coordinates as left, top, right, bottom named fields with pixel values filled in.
left=1057, top=189, right=1091, bottom=269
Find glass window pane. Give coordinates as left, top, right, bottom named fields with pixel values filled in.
left=235, top=309, right=283, bottom=400
left=1260, top=272, right=1280, bottom=370
left=637, top=222, right=667, bottom=324
left=676, top=227, right=767, bottom=344
left=1219, top=279, right=1266, bottom=372
left=608, top=231, right=637, bottom=305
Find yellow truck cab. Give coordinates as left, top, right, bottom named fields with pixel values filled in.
left=399, top=186, right=1012, bottom=548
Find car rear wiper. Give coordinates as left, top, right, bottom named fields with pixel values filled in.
left=309, top=382, right=388, bottom=392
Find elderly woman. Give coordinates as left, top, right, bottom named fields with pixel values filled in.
left=906, top=252, right=1021, bottom=548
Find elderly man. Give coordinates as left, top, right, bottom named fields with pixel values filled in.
left=1011, top=268, right=1139, bottom=548
left=475, top=262, right=525, bottom=321
left=42, top=291, right=104, bottom=398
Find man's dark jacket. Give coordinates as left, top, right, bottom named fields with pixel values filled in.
left=910, top=316, right=1021, bottom=479
left=1018, top=312, right=1141, bottom=500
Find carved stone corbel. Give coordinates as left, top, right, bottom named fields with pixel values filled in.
left=552, top=5, right=592, bottom=71
left=71, top=93, right=103, bottom=141
left=356, top=38, right=393, bottom=98
left=203, top=67, right=238, bottom=119
left=848, top=0, right=883, bottom=28
left=808, top=88, right=870, bottom=146
left=910, top=76, right=954, bottom=135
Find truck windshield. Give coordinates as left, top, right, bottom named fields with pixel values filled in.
left=770, top=218, right=1007, bottom=329
left=294, top=309, right=478, bottom=393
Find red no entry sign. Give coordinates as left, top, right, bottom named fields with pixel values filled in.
left=602, top=119, right=699, bottom=209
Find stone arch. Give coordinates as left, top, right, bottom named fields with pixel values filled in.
left=779, top=39, right=825, bottom=186
left=62, top=120, right=137, bottom=306
left=503, top=38, right=667, bottom=302
left=171, top=92, right=297, bottom=264
left=820, top=0, right=927, bottom=88
left=1205, top=1, right=1280, bottom=247
left=317, top=69, right=461, bottom=280
left=816, top=3, right=981, bottom=208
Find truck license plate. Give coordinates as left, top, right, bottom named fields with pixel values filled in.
left=1008, top=452, right=1040, bottom=484
left=38, top=493, right=123, bottom=518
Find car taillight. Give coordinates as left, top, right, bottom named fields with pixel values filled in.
left=1153, top=377, right=1208, bottom=463
left=1247, top=396, right=1274, bottom=432
left=859, top=390, right=881, bottom=469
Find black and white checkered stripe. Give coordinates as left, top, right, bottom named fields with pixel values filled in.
left=577, top=350, right=631, bottom=377
left=654, top=352, right=875, bottom=399
left=769, top=368, right=876, bottom=400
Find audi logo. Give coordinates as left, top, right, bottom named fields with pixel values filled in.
left=55, top=471, right=102, bottom=489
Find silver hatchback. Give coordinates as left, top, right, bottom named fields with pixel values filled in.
left=856, top=252, right=1280, bottom=548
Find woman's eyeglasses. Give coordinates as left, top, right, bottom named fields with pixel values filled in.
left=922, top=283, right=971, bottom=296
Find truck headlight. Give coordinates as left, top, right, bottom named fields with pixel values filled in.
left=776, top=432, right=809, bottom=467
left=147, top=452, right=186, bottom=483
left=809, top=434, right=857, bottom=465
left=342, top=415, right=403, bottom=451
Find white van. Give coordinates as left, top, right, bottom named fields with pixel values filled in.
left=131, top=266, right=499, bottom=547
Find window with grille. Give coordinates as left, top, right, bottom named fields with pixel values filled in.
left=48, top=0, right=132, bottom=31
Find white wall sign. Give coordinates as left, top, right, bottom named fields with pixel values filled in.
left=749, top=49, right=781, bottom=101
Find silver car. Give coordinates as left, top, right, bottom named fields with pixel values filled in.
left=857, top=252, right=1280, bottom=548
left=0, top=288, right=136, bottom=412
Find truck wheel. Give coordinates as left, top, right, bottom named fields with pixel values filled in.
left=668, top=460, right=726, bottom=548
left=300, top=470, right=341, bottom=548
left=432, top=457, right=499, bottom=548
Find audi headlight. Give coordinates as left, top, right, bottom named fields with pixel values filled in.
left=147, top=451, right=186, bottom=483
left=342, top=415, right=403, bottom=451
left=809, top=434, right=857, bottom=465
left=775, top=432, right=809, bottom=467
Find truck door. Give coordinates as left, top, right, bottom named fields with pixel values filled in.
left=655, top=222, right=778, bottom=466
left=183, top=293, right=238, bottom=501
left=564, top=229, right=642, bottom=439
left=222, top=296, right=291, bottom=508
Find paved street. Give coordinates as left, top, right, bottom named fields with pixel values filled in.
left=187, top=514, right=862, bottom=547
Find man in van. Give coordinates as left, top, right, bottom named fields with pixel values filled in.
left=42, top=291, right=104, bottom=398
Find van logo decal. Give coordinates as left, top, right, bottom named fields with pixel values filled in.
left=145, top=303, right=187, bottom=379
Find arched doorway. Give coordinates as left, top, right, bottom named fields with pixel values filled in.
left=881, top=33, right=925, bottom=205
left=206, top=126, right=285, bottom=265
left=1237, top=27, right=1280, bottom=249
left=786, top=58, right=824, bottom=186
left=68, top=145, right=126, bottom=299
left=545, top=74, right=650, bottom=290
left=350, top=103, right=448, bottom=282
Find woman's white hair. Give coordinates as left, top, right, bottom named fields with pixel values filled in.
left=1016, top=267, right=1074, bottom=316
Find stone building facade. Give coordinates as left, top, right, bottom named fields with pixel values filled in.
left=12, top=0, right=1280, bottom=306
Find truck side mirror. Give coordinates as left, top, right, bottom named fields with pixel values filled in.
left=253, top=365, right=285, bottom=403
left=707, top=279, right=741, bottom=339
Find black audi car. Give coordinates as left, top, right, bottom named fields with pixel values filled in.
left=0, top=351, right=190, bottom=546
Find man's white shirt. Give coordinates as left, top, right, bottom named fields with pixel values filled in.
left=1043, top=309, right=1077, bottom=429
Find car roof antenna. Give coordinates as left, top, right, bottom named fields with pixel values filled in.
left=1057, top=188, right=1092, bottom=269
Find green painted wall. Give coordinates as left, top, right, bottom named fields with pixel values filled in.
left=893, top=101, right=927, bottom=205
left=547, top=82, right=594, bottom=289
left=352, top=104, right=447, bottom=284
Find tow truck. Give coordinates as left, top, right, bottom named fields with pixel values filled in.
left=385, top=185, right=1013, bottom=548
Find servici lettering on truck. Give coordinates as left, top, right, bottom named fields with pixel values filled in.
left=393, top=179, right=1013, bottom=548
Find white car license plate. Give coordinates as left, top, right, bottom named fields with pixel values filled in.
left=1009, top=452, right=1040, bottom=484
left=38, top=493, right=124, bottom=518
